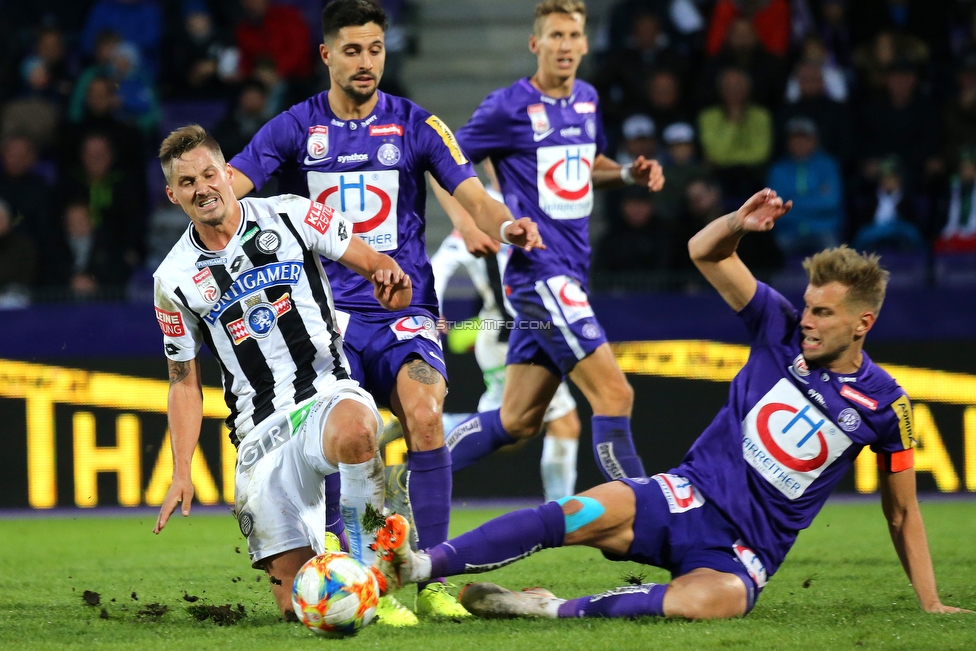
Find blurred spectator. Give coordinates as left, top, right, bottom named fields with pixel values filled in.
left=595, top=10, right=686, bottom=124
left=212, top=79, right=271, bottom=160
left=785, top=36, right=848, bottom=103
left=766, top=118, right=843, bottom=255
left=145, top=201, right=191, bottom=270
left=80, top=0, right=163, bottom=81
left=857, top=60, right=940, bottom=189
left=848, top=0, right=948, bottom=65
left=17, top=27, right=74, bottom=103
left=705, top=0, right=790, bottom=58
left=942, top=51, right=976, bottom=165
left=594, top=188, right=674, bottom=278
left=656, top=122, right=706, bottom=222
left=162, top=0, right=239, bottom=100
left=4, top=1, right=96, bottom=40
left=47, top=201, right=130, bottom=296
left=698, top=16, right=786, bottom=108
left=252, top=56, right=290, bottom=118
left=0, top=198, right=36, bottom=307
left=600, top=0, right=705, bottom=57
left=616, top=114, right=659, bottom=167
left=851, top=156, right=926, bottom=252
left=103, top=42, right=161, bottom=134
left=60, top=76, right=147, bottom=183
left=68, top=30, right=124, bottom=122
left=776, top=60, right=854, bottom=166
left=852, top=30, right=928, bottom=98
left=644, top=68, right=693, bottom=135
left=698, top=67, right=773, bottom=201
left=62, top=133, right=146, bottom=271
left=1, top=64, right=62, bottom=151
left=0, top=136, right=54, bottom=244
left=815, top=0, right=854, bottom=69
left=236, top=0, right=313, bottom=82
left=933, top=146, right=976, bottom=252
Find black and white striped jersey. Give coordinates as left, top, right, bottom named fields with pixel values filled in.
left=154, top=194, right=354, bottom=444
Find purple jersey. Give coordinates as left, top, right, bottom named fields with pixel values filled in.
left=455, top=78, right=606, bottom=289
left=229, top=90, right=476, bottom=316
left=677, top=282, right=915, bottom=576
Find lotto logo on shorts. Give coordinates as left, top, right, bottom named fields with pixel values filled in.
left=155, top=307, right=185, bottom=337
left=390, top=316, right=439, bottom=343
left=304, top=201, right=335, bottom=234
left=651, top=473, right=704, bottom=513
left=742, top=379, right=852, bottom=499
left=733, top=540, right=768, bottom=589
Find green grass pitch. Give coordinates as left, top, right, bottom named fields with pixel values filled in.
left=1, top=500, right=974, bottom=650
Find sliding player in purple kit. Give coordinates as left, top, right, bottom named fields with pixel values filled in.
left=433, top=0, right=664, bottom=483
left=371, top=188, right=973, bottom=620
left=226, top=0, right=542, bottom=623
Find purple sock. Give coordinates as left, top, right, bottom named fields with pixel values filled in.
left=324, top=473, right=348, bottom=551
left=557, top=583, right=667, bottom=618
left=445, top=409, right=516, bottom=471
left=407, top=446, right=452, bottom=589
left=591, top=415, right=645, bottom=480
left=427, top=501, right=565, bottom=579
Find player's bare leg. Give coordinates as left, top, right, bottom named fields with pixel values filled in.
left=568, top=344, right=645, bottom=480
left=262, top=546, right=316, bottom=620
left=389, top=358, right=468, bottom=617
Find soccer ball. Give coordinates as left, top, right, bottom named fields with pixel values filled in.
left=291, top=552, right=379, bottom=636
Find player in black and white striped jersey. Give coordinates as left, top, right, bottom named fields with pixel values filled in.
left=151, top=125, right=411, bottom=620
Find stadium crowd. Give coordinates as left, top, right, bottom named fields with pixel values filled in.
left=2, top=0, right=976, bottom=304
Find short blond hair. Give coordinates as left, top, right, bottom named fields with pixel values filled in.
left=803, top=246, right=890, bottom=314
left=158, top=124, right=224, bottom=184
left=534, top=0, right=587, bottom=34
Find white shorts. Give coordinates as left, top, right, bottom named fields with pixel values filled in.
left=474, top=323, right=577, bottom=423
left=233, top=379, right=381, bottom=567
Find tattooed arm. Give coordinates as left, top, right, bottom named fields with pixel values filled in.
left=154, top=357, right=204, bottom=534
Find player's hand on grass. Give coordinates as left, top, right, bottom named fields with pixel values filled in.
left=923, top=602, right=975, bottom=615
left=153, top=475, right=194, bottom=534
left=372, top=262, right=412, bottom=311
left=732, top=188, right=793, bottom=233
left=460, top=223, right=501, bottom=257
left=504, top=217, right=546, bottom=252
left=630, top=156, right=665, bottom=192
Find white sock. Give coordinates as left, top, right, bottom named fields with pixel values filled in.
left=406, top=551, right=433, bottom=584
left=541, top=436, right=578, bottom=502
left=339, top=454, right=385, bottom=566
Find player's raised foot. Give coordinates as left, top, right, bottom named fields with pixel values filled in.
left=458, top=583, right=564, bottom=619
left=374, top=594, right=419, bottom=627
left=416, top=582, right=471, bottom=619
left=382, top=467, right=419, bottom=552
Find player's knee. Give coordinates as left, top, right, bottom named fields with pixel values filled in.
left=329, top=419, right=377, bottom=462
left=501, top=409, right=544, bottom=440
left=401, top=402, right=444, bottom=449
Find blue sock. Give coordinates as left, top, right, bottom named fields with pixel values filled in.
left=407, top=447, right=452, bottom=590
left=558, top=583, right=667, bottom=618
left=591, top=415, right=645, bottom=480
left=324, top=473, right=348, bottom=550
left=445, top=409, right=515, bottom=471
left=427, top=501, right=565, bottom=579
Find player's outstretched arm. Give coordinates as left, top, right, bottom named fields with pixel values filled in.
left=688, top=188, right=792, bottom=312
left=430, top=175, right=500, bottom=257
left=338, top=237, right=412, bottom=311
left=154, top=357, right=203, bottom=534
left=447, top=176, right=545, bottom=252
left=880, top=469, right=974, bottom=614
left=591, top=154, right=665, bottom=191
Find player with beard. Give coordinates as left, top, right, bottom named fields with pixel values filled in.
left=370, top=188, right=973, bottom=621
left=226, top=0, right=542, bottom=623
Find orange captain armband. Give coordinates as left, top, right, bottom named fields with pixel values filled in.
left=877, top=448, right=915, bottom=473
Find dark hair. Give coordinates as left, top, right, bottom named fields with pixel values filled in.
left=158, top=124, right=224, bottom=183
left=321, top=0, right=387, bottom=43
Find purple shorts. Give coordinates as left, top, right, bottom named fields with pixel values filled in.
left=337, top=310, right=448, bottom=407
left=610, top=474, right=767, bottom=613
left=505, top=275, right=607, bottom=377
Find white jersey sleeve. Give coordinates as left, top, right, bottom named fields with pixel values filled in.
left=154, top=275, right=203, bottom=362
left=276, top=194, right=353, bottom=261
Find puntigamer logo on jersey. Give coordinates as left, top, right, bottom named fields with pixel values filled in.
left=204, top=261, right=303, bottom=325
